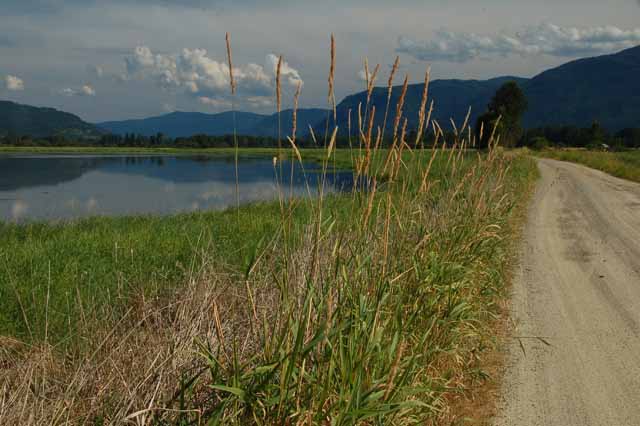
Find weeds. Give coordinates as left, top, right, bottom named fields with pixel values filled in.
left=537, top=148, right=640, bottom=182
left=0, top=35, right=537, bottom=425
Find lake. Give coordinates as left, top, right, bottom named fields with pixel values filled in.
left=0, top=154, right=354, bottom=222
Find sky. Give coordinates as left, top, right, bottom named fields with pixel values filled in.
left=1, top=0, right=640, bottom=123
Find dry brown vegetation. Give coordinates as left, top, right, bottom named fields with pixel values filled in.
left=0, top=35, right=537, bottom=425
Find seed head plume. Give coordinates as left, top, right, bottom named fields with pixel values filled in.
left=388, top=56, right=400, bottom=92
left=225, top=32, right=236, bottom=95
left=327, top=126, right=339, bottom=159
left=363, top=57, right=370, bottom=89
left=415, top=67, right=431, bottom=147
left=328, top=34, right=336, bottom=120
left=367, top=64, right=380, bottom=106
left=276, top=55, right=283, bottom=114
left=381, top=56, right=400, bottom=138
left=292, top=81, right=302, bottom=143
left=393, top=74, right=409, bottom=141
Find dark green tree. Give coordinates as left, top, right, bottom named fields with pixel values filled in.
left=476, top=81, right=527, bottom=149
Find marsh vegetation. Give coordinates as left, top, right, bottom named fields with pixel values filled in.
left=0, top=35, right=537, bottom=425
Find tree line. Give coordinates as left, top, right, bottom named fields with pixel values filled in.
left=2, top=81, right=639, bottom=150
left=475, top=81, right=640, bottom=150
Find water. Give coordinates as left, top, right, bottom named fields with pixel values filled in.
left=0, top=154, right=354, bottom=222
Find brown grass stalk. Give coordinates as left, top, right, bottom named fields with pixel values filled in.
left=225, top=33, right=236, bottom=95
left=328, top=34, right=336, bottom=121
left=381, top=56, right=400, bottom=138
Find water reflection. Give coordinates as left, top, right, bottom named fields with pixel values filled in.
left=0, top=155, right=353, bottom=222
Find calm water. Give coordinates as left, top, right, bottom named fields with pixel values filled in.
left=0, top=155, right=354, bottom=222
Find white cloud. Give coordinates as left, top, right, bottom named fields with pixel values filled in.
left=5, top=75, right=24, bottom=91
left=197, top=96, right=232, bottom=108
left=81, top=85, right=96, bottom=96
left=266, top=53, right=303, bottom=87
left=398, top=23, right=640, bottom=63
left=125, top=46, right=303, bottom=101
left=59, top=84, right=96, bottom=96
left=246, top=96, right=273, bottom=108
left=89, top=65, right=104, bottom=78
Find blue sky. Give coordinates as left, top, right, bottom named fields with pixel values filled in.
left=1, top=0, right=640, bottom=122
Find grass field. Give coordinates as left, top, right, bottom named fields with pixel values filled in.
left=537, top=149, right=640, bottom=182
left=1, top=44, right=539, bottom=424
left=0, top=146, right=362, bottom=171
left=0, top=202, right=309, bottom=342
left=0, top=148, right=461, bottom=343
left=1, top=146, right=537, bottom=425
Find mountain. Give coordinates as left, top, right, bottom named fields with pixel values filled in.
left=522, top=45, right=640, bottom=129
left=99, top=108, right=329, bottom=139
left=4, top=46, right=640, bottom=140
left=327, top=76, right=529, bottom=136
left=324, top=45, right=640, bottom=133
left=0, top=100, right=100, bottom=138
left=253, top=109, right=329, bottom=138
left=99, top=111, right=266, bottom=138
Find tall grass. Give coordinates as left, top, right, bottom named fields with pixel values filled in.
left=0, top=35, right=537, bottom=425
left=537, top=148, right=640, bottom=182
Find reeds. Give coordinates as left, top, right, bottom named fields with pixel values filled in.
left=0, top=32, right=538, bottom=426
left=328, top=33, right=336, bottom=121
left=225, top=32, right=240, bottom=221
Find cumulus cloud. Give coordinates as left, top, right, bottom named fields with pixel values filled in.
left=89, top=65, right=104, bottom=78
left=81, top=85, right=96, bottom=95
left=266, top=53, right=303, bottom=87
left=59, top=84, right=96, bottom=96
left=198, top=96, right=232, bottom=108
left=246, top=96, right=273, bottom=108
left=124, top=46, right=302, bottom=105
left=5, top=75, right=24, bottom=90
left=398, top=23, right=640, bottom=63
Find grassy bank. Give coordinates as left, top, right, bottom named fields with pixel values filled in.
left=0, top=203, right=306, bottom=342
left=0, top=148, right=456, bottom=343
left=537, top=149, right=640, bottom=182
left=2, top=43, right=539, bottom=424
left=1, top=147, right=537, bottom=425
left=0, top=146, right=365, bottom=171
left=0, top=146, right=279, bottom=155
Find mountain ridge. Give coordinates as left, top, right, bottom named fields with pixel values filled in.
left=0, top=100, right=101, bottom=138
left=3, top=45, right=640, bottom=139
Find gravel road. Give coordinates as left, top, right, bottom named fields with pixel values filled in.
left=495, top=158, right=640, bottom=426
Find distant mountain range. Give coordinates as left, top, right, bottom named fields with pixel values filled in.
left=0, top=101, right=101, bottom=138
left=327, top=45, right=640, bottom=134
left=2, top=45, right=639, bottom=139
left=98, top=109, right=329, bottom=139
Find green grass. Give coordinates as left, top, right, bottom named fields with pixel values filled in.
left=0, top=146, right=280, bottom=155
left=0, top=146, right=360, bottom=170
left=174, top=150, right=538, bottom=425
left=0, top=149, right=451, bottom=344
left=1, top=145, right=538, bottom=424
left=537, top=149, right=640, bottom=182
left=0, top=202, right=291, bottom=342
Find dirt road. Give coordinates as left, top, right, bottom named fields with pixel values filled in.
left=495, top=158, right=640, bottom=426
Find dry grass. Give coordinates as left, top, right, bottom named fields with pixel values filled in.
left=0, top=34, right=538, bottom=425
